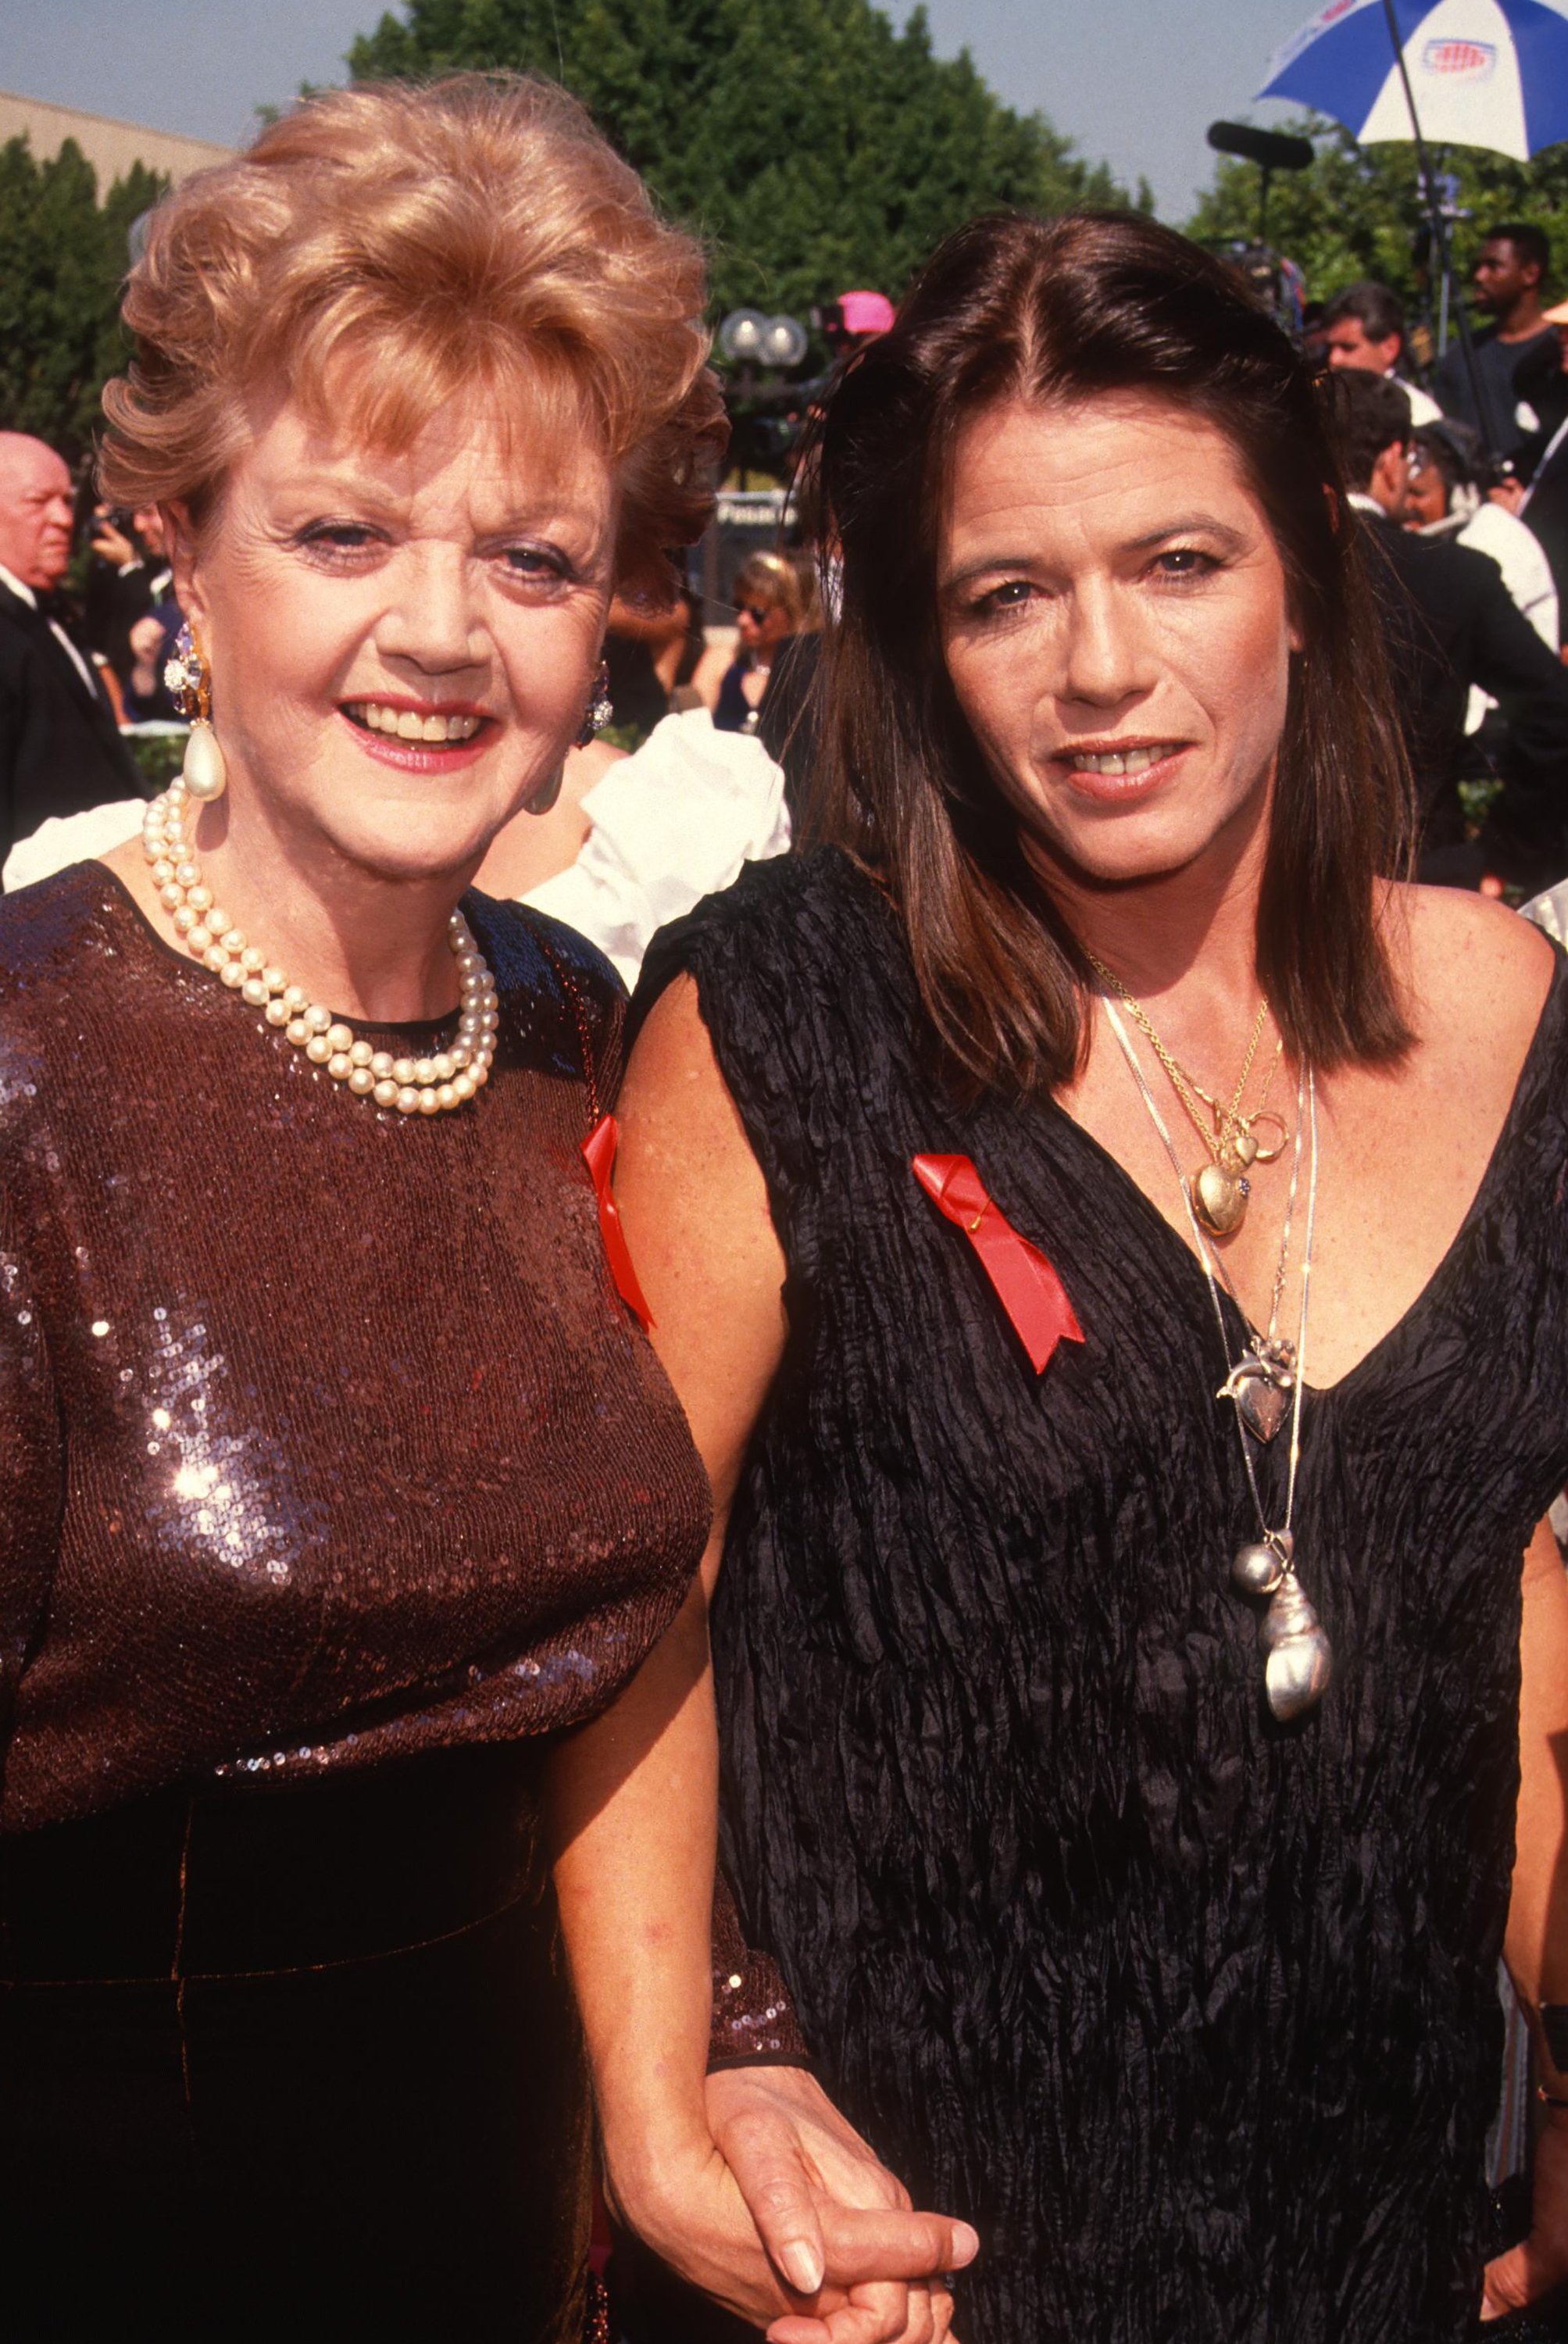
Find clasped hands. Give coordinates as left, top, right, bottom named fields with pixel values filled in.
left=607, top=2063, right=978, bottom=2343
left=1482, top=2105, right=1568, bottom=2322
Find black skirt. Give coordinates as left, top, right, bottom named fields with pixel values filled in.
left=0, top=1745, right=591, bottom=2341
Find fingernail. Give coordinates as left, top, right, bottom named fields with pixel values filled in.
left=952, top=2221, right=980, bottom=2266
left=779, top=2239, right=824, bottom=2294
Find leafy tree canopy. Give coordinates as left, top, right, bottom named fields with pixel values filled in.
left=0, top=137, right=165, bottom=464
left=348, top=0, right=1144, bottom=321
left=1186, top=112, right=1568, bottom=329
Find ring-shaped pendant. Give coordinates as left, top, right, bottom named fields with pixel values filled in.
left=1248, top=1110, right=1290, bottom=1164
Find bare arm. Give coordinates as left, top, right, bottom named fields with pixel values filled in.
left=548, top=973, right=791, bottom=2296
left=1484, top=1514, right=1568, bottom=2317
left=550, top=978, right=973, bottom=2340
left=688, top=639, right=733, bottom=712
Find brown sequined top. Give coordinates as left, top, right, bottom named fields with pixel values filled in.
left=0, top=863, right=711, bottom=1831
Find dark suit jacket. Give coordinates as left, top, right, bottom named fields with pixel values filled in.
left=1356, top=506, right=1568, bottom=889
left=1520, top=438, right=1568, bottom=649
left=0, top=579, right=141, bottom=861
left=80, top=556, right=162, bottom=687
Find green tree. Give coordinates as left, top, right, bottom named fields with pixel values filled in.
left=0, top=137, right=165, bottom=463
left=348, top=0, right=1139, bottom=321
left=1187, top=111, right=1568, bottom=323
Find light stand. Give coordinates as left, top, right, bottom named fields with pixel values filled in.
left=1378, top=0, right=1497, bottom=455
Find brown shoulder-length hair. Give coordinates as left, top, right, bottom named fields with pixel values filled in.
left=800, top=209, right=1415, bottom=1095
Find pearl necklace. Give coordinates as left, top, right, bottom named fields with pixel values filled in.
left=141, top=779, right=498, bottom=1116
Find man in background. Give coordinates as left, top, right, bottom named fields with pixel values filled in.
left=1328, top=370, right=1568, bottom=893
left=1498, top=294, right=1568, bottom=642
left=1323, top=280, right=1441, bottom=423
left=0, top=432, right=140, bottom=860
left=1434, top=223, right=1556, bottom=459
left=82, top=500, right=179, bottom=696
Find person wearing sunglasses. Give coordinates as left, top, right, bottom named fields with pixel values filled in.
left=714, top=551, right=807, bottom=741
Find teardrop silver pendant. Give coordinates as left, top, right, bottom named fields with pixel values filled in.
left=1259, top=1574, right=1333, bottom=1720
left=1259, top=1574, right=1316, bottom=1648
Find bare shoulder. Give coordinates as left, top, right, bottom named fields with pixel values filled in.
left=1384, top=881, right=1555, bottom=1067
left=622, top=973, right=726, bottom=1130
left=619, top=975, right=772, bottom=1232
left=616, top=976, right=787, bottom=1506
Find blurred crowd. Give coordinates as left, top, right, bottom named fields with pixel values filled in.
left=9, top=221, right=1568, bottom=902
left=1291, top=221, right=1568, bottom=896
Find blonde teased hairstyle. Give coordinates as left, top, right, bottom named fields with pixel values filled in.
left=99, top=73, right=724, bottom=600
left=733, top=550, right=805, bottom=628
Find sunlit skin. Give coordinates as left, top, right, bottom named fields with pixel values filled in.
left=736, top=595, right=792, bottom=659
left=1324, top=315, right=1401, bottom=377
left=0, top=432, right=74, bottom=591
left=1402, top=455, right=1450, bottom=529
left=1473, top=238, right=1545, bottom=338
left=735, top=592, right=793, bottom=711
left=930, top=392, right=1548, bottom=1388
left=103, top=388, right=614, bottom=1022
left=938, top=393, right=1299, bottom=899
left=476, top=734, right=624, bottom=899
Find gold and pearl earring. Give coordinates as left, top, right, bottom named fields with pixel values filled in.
left=164, top=623, right=227, bottom=802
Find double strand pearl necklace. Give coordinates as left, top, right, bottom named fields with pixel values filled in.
left=141, top=778, right=498, bottom=1117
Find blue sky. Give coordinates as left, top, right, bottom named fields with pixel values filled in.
left=9, top=0, right=1323, bottom=222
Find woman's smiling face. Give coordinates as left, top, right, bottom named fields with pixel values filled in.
left=172, top=384, right=615, bottom=884
left=937, top=391, right=1300, bottom=892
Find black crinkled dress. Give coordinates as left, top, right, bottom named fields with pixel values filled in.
left=634, top=847, right=1568, bottom=2343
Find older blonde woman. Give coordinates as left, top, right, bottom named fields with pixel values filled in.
left=0, top=77, right=968, bottom=2344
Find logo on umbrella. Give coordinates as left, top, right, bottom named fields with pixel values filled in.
left=1421, top=38, right=1497, bottom=80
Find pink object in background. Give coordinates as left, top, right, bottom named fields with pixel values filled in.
left=838, top=289, right=895, bottom=337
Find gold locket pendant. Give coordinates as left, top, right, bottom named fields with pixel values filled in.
left=1193, top=1158, right=1249, bottom=1235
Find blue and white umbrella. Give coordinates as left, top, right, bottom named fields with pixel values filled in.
left=1259, top=0, right=1568, bottom=160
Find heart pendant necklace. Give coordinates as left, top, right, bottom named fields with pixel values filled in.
left=1212, top=1115, right=1305, bottom=1446
left=1082, top=951, right=1284, bottom=1237
left=1098, top=994, right=1332, bottom=1723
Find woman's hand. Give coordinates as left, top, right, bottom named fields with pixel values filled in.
left=1481, top=2112, right=1568, bottom=2318
left=707, top=2064, right=977, bottom=2342
left=609, top=2078, right=976, bottom=2344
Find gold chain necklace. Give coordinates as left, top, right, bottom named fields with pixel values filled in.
left=1098, top=992, right=1332, bottom=1720
left=1083, top=950, right=1287, bottom=1236
left=1184, top=1034, right=1287, bottom=1168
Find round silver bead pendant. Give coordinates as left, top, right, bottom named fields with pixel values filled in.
left=1231, top=1529, right=1292, bottom=1597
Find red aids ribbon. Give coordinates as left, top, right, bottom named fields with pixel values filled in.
left=912, top=1152, right=1083, bottom=1374
left=583, top=1115, right=655, bottom=1332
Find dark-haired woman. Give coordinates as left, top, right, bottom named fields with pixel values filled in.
left=599, top=212, right=1568, bottom=2338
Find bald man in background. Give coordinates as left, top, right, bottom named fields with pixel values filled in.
left=0, top=433, right=140, bottom=861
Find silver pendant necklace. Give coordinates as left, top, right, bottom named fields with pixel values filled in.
left=1099, top=995, right=1332, bottom=1722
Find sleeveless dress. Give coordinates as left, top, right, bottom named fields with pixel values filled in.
left=635, top=848, right=1568, bottom=2343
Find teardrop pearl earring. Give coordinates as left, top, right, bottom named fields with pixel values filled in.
left=164, top=624, right=228, bottom=802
